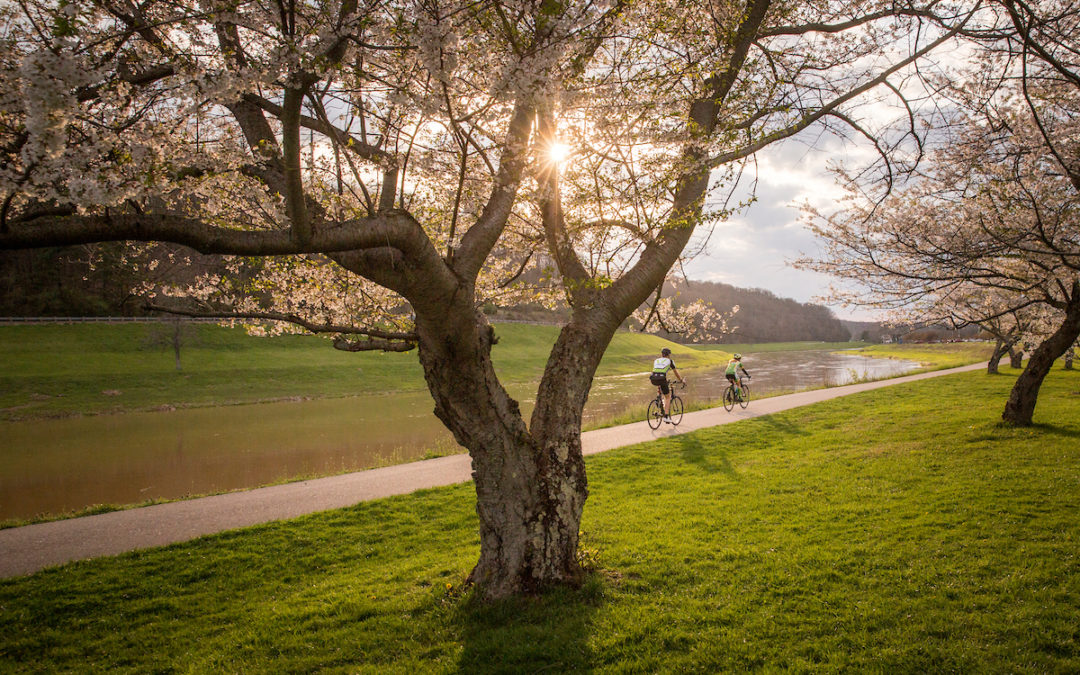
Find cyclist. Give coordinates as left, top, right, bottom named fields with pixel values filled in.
left=649, top=348, right=685, bottom=422
left=725, top=353, right=751, bottom=400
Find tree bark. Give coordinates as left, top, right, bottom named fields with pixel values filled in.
left=1003, top=285, right=1080, bottom=425
left=989, top=338, right=1005, bottom=374
left=409, top=293, right=587, bottom=599
left=1009, top=346, right=1024, bottom=369
left=988, top=334, right=1020, bottom=374
left=172, top=319, right=182, bottom=371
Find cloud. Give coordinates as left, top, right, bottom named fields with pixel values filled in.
left=686, top=141, right=883, bottom=321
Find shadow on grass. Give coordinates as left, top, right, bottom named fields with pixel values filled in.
left=454, top=576, right=604, bottom=673
left=754, top=412, right=810, bottom=438
left=677, top=435, right=737, bottom=477
left=1032, top=423, right=1080, bottom=440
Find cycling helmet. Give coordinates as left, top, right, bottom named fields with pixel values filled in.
left=661, top=348, right=671, bottom=356
left=733, top=353, right=742, bottom=359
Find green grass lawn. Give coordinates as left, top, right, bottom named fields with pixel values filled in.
left=2, top=367, right=1077, bottom=672
left=0, top=323, right=728, bottom=420
left=843, top=342, right=994, bottom=370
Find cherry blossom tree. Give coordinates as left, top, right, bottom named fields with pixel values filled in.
left=0, top=0, right=963, bottom=597
left=802, top=107, right=1079, bottom=424
left=802, top=0, right=1080, bottom=426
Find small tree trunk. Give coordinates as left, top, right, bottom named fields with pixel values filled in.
left=988, top=338, right=1006, bottom=374
left=172, top=319, right=183, bottom=371
left=1003, top=287, right=1080, bottom=426
left=1065, top=347, right=1074, bottom=370
left=988, top=335, right=1020, bottom=374
left=1009, top=346, right=1024, bottom=369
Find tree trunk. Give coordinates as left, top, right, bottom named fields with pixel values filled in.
left=1065, top=347, right=1074, bottom=370
left=1003, top=288, right=1080, bottom=426
left=988, top=335, right=1019, bottom=374
left=413, top=301, right=587, bottom=599
left=172, top=319, right=183, bottom=371
left=988, top=338, right=1005, bottom=374
left=1009, top=346, right=1024, bottom=369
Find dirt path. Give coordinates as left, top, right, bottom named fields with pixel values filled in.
left=0, top=362, right=986, bottom=579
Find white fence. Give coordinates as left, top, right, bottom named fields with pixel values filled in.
left=0, top=316, right=223, bottom=324
left=0, top=316, right=564, bottom=326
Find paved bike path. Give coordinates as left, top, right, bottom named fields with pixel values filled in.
left=0, top=362, right=986, bottom=579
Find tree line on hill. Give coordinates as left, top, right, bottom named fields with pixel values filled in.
left=0, top=246, right=136, bottom=316
left=0, top=244, right=222, bottom=317
left=652, top=280, right=852, bottom=344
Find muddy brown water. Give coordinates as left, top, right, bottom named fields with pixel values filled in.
left=0, top=350, right=919, bottom=521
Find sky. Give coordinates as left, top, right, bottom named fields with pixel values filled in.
left=683, top=133, right=882, bottom=322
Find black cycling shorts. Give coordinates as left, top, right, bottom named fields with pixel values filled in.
left=650, top=372, right=670, bottom=394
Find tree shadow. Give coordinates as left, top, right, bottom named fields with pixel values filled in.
left=753, top=413, right=812, bottom=438
left=676, top=411, right=813, bottom=476
left=454, top=577, right=604, bottom=673
left=677, top=434, right=737, bottom=477
left=1030, top=423, right=1080, bottom=440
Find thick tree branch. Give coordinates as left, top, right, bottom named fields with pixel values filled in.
left=281, top=86, right=313, bottom=245
left=75, top=64, right=177, bottom=103
left=602, top=0, right=773, bottom=318
left=333, top=335, right=416, bottom=352
left=0, top=211, right=431, bottom=257
left=452, top=94, right=536, bottom=281
left=214, top=23, right=288, bottom=194
left=758, top=6, right=939, bottom=37
left=244, top=93, right=394, bottom=167
left=537, top=105, right=591, bottom=289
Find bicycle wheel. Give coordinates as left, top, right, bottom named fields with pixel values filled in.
left=723, top=386, right=735, bottom=412
left=738, top=384, right=750, bottom=409
left=669, top=395, right=684, bottom=425
left=646, top=398, right=663, bottom=429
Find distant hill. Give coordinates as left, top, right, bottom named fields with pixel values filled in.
left=841, top=319, right=983, bottom=343
left=655, top=279, right=852, bottom=344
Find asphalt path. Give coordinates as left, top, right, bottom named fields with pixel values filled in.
left=0, top=362, right=986, bottom=579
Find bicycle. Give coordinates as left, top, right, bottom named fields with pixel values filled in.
left=722, top=376, right=751, bottom=412
left=646, top=380, right=685, bottom=429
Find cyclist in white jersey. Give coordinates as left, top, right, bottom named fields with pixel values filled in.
left=649, top=348, right=685, bottom=422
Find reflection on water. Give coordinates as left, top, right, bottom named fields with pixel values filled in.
left=0, top=393, right=460, bottom=520
left=0, top=349, right=921, bottom=520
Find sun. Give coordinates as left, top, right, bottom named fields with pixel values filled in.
left=548, top=142, right=571, bottom=165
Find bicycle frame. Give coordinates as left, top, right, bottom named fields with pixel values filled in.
left=647, top=380, right=685, bottom=429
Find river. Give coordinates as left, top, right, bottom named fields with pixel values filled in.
left=0, top=349, right=920, bottom=521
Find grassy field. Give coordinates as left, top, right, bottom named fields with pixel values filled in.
left=0, top=323, right=728, bottom=421
left=2, top=367, right=1077, bottom=672
left=842, top=342, right=994, bottom=370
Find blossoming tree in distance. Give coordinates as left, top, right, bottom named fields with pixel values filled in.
left=800, top=1, right=1080, bottom=426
